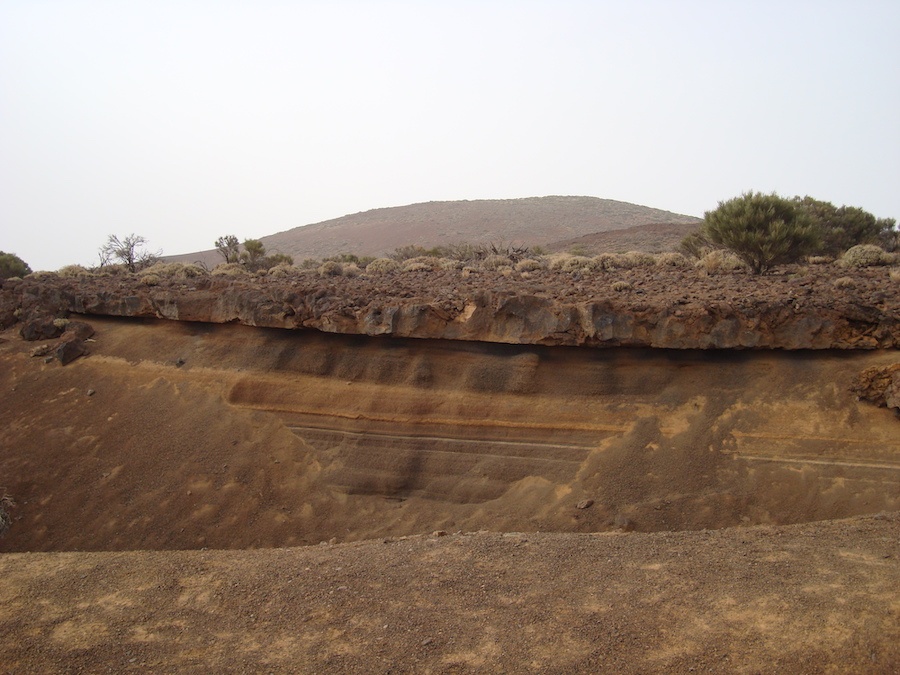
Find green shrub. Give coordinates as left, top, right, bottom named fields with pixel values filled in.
left=838, top=244, right=894, bottom=268
left=0, top=252, right=32, bottom=279
left=794, top=196, right=895, bottom=256
left=702, top=192, right=820, bottom=274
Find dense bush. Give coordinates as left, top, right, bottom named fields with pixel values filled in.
left=0, top=252, right=32, bottom=279
left=702, top=192, right=820, bottom=274
left=794, top=196, right=896, bottom=257
left=837, top=244, right=894, bottom=268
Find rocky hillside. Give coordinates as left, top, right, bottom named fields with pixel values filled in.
left=168, top=196, right=700, bottom=266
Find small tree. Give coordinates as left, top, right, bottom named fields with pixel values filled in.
left=0, top=252, right=32, bottom=279
left=215, top=235, right=240, bottom=263
left=240, top=239, right=266, bottom=265
left=702, top=192, right=820, bottom=274
left=100, top=234, right=160, bottom=272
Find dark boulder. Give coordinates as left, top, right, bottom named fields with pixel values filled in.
left=55, top=338, right=86, bottom=365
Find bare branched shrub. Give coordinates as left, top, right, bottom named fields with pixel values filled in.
left=838, top=244, right=894, bottom=268
left=365, top=258, right=400, bottom=274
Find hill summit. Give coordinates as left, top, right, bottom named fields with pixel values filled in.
left=172, top=196, right=700, bottom=266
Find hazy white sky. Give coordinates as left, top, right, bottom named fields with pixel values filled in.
left=1, top=1, right=898, bottom=270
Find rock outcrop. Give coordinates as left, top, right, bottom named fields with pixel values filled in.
left=4, top=265, right=899, bottom=350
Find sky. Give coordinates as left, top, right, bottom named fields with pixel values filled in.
left=1, top=1, right=898, bottom=271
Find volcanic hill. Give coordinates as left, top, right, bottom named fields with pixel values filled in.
left=169, top=196, right=701, bottom=266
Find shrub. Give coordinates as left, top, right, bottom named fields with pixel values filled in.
left=318, top=260, right=343, bottom=277
left=695, top=249, right=748, bottom=274
left=0, top=252, right=32, bottom=279
left=838, top=244, right=893, bottom=268
left=794, top=196, right=896, bottom=256
left=559, top=255, right=594, bottom=273
left=806, top=255, right=833, bottom=265
left=611, top=280, right=633, bottom=291
left=679, top=230, right=714, bottom=259
left=438, top=258, right=463, bottom=271
left=365, top=258, right=400, bottom=274
left=140, top=273, right=161, bottom=286
left=481, top=254, right=513, bottom=270
left=655, top=252, right=690, bottom=268
left=391, top=245, right=441, bottom=261
left=99, top=234, right=160, bottom=272
left=833, top=276, right=856, bottom=289
left=52, top=318, right=70, bottom=329
left=342, top=263, right=361, bottom=277
left=890, top=269, right=900, bottom=283
left=609, top=251, right=656, bottom=269
left=211, top=263, right=249, bottom=278
left=268, top=264, right=297, bottom=279
left=702, top=192, right=820, bottom=273
left=515, top=258, right=546, bottom=272
left=401, top=257, right=439, bottom=272
left=57, top=264, right=91, bottom=278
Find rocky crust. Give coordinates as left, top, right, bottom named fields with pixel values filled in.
left=3, top=264, right=899, bottom=350
left=852, top=363, right=900, bottom=412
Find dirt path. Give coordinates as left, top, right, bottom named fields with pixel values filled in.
left=1, top=515, right=898, bottom=673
